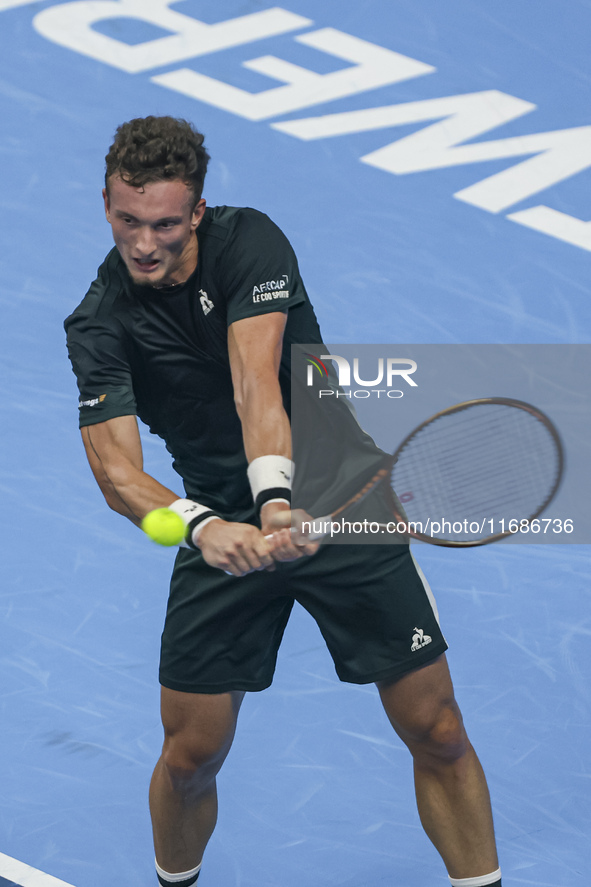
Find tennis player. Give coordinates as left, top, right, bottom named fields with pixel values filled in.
left=65, top=116, right=502, bottom=887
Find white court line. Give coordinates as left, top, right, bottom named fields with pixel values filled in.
left=0, top=1, right=44, bottom=12
left=0, top=854, right=76, bottom=887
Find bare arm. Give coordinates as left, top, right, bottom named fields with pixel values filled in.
left=227, top=311, right=291, bottom=462
left=82, top=414, right=276, bottom=575
left=81, top=414, right=179, bottom=524
left=223, top=311, right=318, bottom=559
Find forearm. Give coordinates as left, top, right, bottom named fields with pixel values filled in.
left=227, top=312, right=315, bottom=562
left=234, top=384, right=291, bottom=463
left=228, top=312, right=291, bottom=462
left=82, top=422, right=179, bottom=525
left=97, top=462, right=179, bottom=525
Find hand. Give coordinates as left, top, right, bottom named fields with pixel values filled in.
left=261, top=503, right=320, bottom=562
left=197, top=519, right=275, bottom=576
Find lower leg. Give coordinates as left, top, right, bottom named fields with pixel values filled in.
left=149, top=755, right=218, bottom=873
left=412, top=739, right=498, bottom=879
left=378, top=656, right=499, bottom=881
left=150, top=688, right=244, bottom=876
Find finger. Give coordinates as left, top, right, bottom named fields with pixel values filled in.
left=266, top=528, right=299, bottom=554
left=238, top=538, right=275, bottom=572
left=270, top=536, right=309, bottom=563
left=222, top=547, right=257, bottom=576
left=254, top=538, right=275, bottom=569
left=222, top=562, right=250, bottom=577
left=265, top=530, right=319, bottom=560
left=229, top=536, right=276, bottom=574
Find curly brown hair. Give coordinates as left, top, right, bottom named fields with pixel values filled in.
left=105, top=116, right=210, bottom=204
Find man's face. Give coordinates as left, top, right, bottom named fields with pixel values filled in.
left=103, top=176, right=205, bottom=287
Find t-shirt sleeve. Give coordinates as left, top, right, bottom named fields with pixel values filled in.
left=65, top=284, right=137, bottom=428
left=219, top=210, right=308, bottom=326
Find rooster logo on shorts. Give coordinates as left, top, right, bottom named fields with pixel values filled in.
left=411, top=627, right=432, bottom=652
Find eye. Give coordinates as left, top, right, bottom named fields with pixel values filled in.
left=158, top=220, right=177, bottom=229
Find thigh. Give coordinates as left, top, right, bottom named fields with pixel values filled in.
left=160, top=686, right=245, bottom=765
left=287, top=543, right=448, bottom=685
left=160, top=548, right=294, bottom=695
left=161, top=686, right=245, bottom=737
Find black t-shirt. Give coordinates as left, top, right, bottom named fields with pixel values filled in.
left=65, top=206, right=383, bottom=522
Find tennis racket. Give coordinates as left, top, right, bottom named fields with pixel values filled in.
left=303, top=397, right=564, bottom=547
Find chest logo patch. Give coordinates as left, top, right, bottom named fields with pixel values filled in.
left=199, top=289, right=214, bottom=315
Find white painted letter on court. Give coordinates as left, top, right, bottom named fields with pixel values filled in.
left=33, top=1, right=312, bottom=73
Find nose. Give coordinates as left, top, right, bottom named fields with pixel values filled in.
left=135, top=225, right=157, bottom=256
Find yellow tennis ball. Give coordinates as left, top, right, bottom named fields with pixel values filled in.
left=141, top=508, right=186, bottom=547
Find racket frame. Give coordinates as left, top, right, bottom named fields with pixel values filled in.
left=312, top=397, right=564, bottom=548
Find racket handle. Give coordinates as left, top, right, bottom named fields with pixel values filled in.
left=265, top=527, right=327, bottom=542
left=223, top=533, right=284, bottom=574
left=224, top=529, right=318, bottom=574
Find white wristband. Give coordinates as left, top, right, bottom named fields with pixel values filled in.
left=247, top=455, right=293, bottom=511
left=168, top=498, right=221, bottom=549
left=189, top=514, right=222, bottom=546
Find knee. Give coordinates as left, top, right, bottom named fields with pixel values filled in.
left=406, top=703, right=470, bottom=768
left=160, top=730, right=231, bottom=793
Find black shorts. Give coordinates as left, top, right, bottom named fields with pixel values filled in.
left=159, top=542, right=447, bottom=694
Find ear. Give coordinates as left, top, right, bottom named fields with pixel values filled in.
left=191, top=198, right=207, bottom=231
left=102, top=187, right=111, bottom=222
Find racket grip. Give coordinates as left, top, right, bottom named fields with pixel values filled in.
left=265, top=526, right=327, bottom=542
left=223, top=533, right=283, bottom=574
left=225, top=529, right=320, bottom=574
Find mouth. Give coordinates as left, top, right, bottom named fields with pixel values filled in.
left=132, top=258, right=161, bottom=274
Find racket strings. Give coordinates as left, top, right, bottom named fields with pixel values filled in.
left=395, top=421, right=555, bottom=513
left=391, top=404, right=560, bottom=541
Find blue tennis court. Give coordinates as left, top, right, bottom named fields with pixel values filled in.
left=0, top=2, right=589, bottom=885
